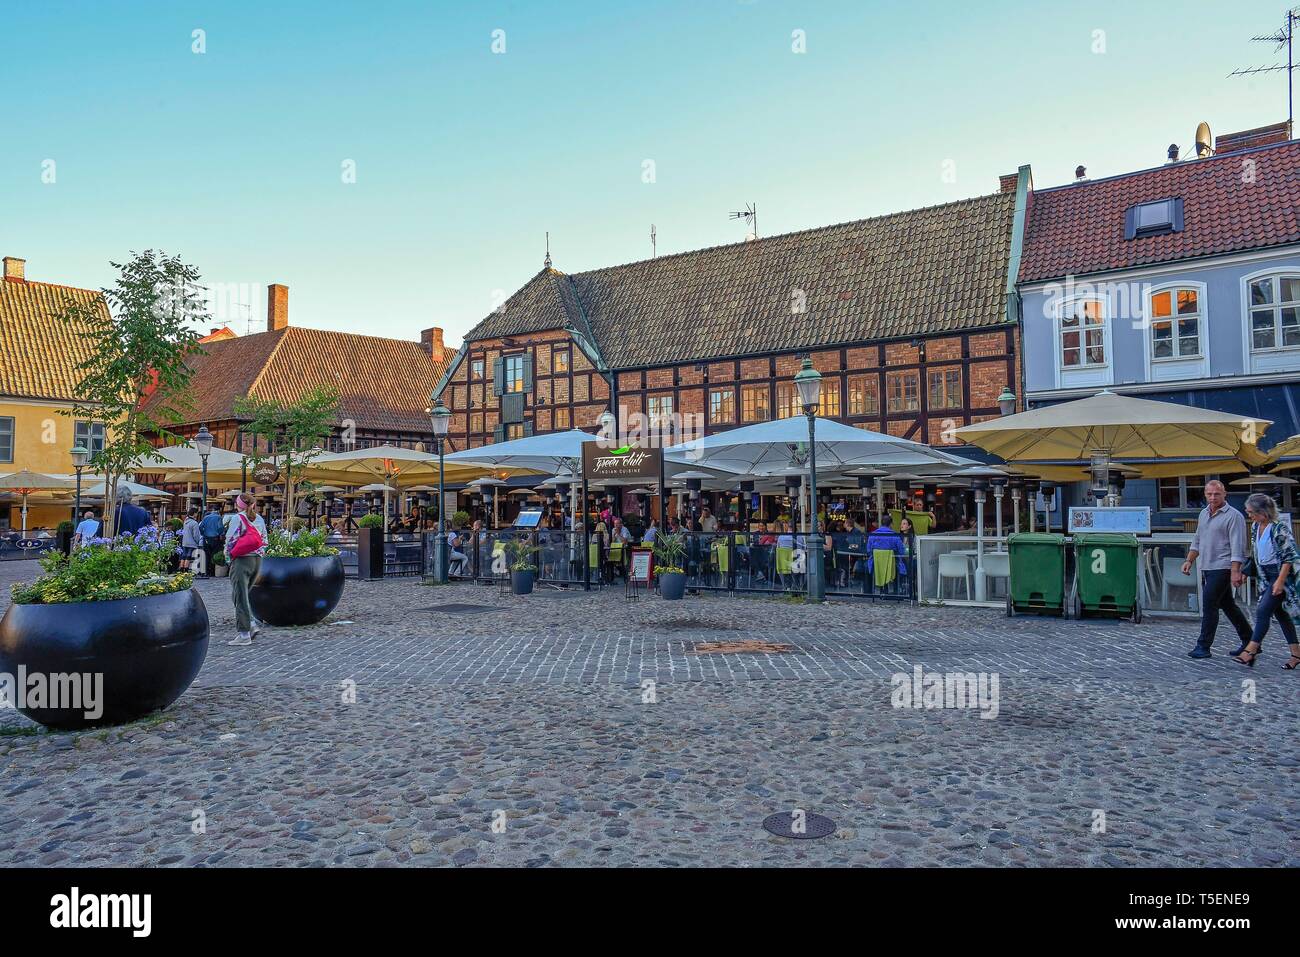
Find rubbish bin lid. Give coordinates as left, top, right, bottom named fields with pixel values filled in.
left=1072, top=532, right=1139, bottom=548
left=1008, top=532, right=1066, bottom=546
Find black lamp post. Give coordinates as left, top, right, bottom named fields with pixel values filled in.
left=194, top=423, right=213, bottom=518
left=793, top=356, right=825, bottom=601
left=70, top=444, right=89, bottom=524
left=429, top=403, right=451, bottom=582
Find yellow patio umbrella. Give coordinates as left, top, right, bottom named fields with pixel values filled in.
left=0, top=470, right=76, bottom=533
left=953, top=390, right=1271, bottom=471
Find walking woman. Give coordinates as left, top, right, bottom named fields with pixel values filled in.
left=1234, top=492, right=1300, bottom=669
left=225, top=492, right=267, bottom=647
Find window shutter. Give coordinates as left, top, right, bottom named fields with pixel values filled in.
left=493, top=424, right=505, bottom=444
left=493, top=357, right=504, bottom=396
left=523, top=353, right=534, bottom=393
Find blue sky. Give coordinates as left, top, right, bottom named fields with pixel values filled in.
left=2, top=0, right=1294, bottom=345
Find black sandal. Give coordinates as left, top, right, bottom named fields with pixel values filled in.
left=1284, top=655, right=1300, bottom=670
left=1234, top=648, right=1259, bottom=667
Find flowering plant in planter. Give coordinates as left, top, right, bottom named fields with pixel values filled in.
left=651, top=530, right=687, bottom=575
left=262, top=521, right=338, bottom=559
left=10, top=527, right=193, bottom=605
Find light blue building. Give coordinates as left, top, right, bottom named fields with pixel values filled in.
left=1016, top=123, right=1300, bottom=525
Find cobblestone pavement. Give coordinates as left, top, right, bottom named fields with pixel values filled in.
left=0, top=561, right=1296, bottom=867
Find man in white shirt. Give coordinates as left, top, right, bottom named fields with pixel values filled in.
left=73, top=510, right=101, bottom=547
left=700, top=508, right=718, bottom=533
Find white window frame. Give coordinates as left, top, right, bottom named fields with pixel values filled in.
left=1053, top=295, right=1112, bottom=387
left=0, top=416, right=13, bottom=464
left=1244, top=270, right=1300, bottom=353
left=1141, top=281, right=1209, bottom=383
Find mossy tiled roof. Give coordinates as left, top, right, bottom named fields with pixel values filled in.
left=0, top=277, right=109, bottom=402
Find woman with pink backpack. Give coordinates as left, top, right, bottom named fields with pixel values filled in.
left=224, top=492, right=267, bottom=646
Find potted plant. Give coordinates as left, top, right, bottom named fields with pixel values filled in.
left=653, top=530, right=688, bottom=600
left=212, top=549, right=229, bottom=578
left=503, top=537, right=540, bottom=595
left=0, top=528, right=208, bottom=729
left=355, top=513, right=385, bottom=580
left=451, top=510, right=471, bottom=529
left=249, top=522, right=345, bottom=626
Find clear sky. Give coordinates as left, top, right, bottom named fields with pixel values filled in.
left=2, top=0, right=1294, bottom=346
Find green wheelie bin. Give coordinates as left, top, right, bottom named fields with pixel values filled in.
left=1072, top=533, right=1141, bottom=623
left=1005, top=532, right=1067, bottom=617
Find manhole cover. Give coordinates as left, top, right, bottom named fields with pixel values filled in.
left=762, top=811, right=836, bottom=840
left=421, top=603, right=498, bottom=614
left=690, top=640, right=794, bottom=654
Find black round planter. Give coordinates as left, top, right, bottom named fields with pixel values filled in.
left=511, top=569, right=535, bottom=595
left=659, top=571, right=687, bottom=600
left=0, top=589, right=209, bottom=730
left=249, top=555, right=345, bottom=626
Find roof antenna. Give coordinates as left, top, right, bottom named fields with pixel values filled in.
left=728, top=203, right=757, bottom=240
left=650, top=224, right=656, bottom=258
left=1229, top=7, right=1300, bottom=132
left=543, top=231, right=552, bottom=269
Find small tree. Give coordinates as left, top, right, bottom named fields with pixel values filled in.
left=234, top=386, right=340, bottom=522
left=57, top=251, right=208, bottom=537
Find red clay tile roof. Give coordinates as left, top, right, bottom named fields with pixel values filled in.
left=1019, top=139, right=1300, bottom=283
left=464, top=192, right=1018, bottom=368
left=145, top=326, right=452, bottom=433
left=0, top=277, right=109, bottom=402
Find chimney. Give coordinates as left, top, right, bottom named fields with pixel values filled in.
left=1215, top=121, right=1292, bottom=156
left=420, top=326, right=445, bottom=362
left=1167, top=144, right=1180, bottom=164
left=1074, top=165, right=1088, bottom=182
left=267, top=283, right=288, bottom=331
left=998, top=172, right=1019, bottom=194
left=3, top=256, right=25, bottom=282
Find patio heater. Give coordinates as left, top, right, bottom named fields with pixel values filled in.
left=954, top=466, right=1006, bottom=601
left=1040, top=483, right=1057, bottom=533
left=991, top=476, right=1007, bottom=545
left=194, top=423, right=214, bottom=518
left=70, top=444, right=90, bottom=523
left=793, top=356, right=825, bottom=601
left=738, top=479, right=755, bottom=530
left=1008, top=476, right=1024, bottom=534
left=1024, top=480, right=1040, bottom=533
left=784, top=474, right=802, bottom=529
left=1089, top=450, right=1112, bottom=505
left=429, top=403, right=451, bottom=583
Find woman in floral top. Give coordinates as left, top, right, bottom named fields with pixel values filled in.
left=1235, top=492, right=1300, bottom=669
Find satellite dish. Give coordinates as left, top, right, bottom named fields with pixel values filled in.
left=1195, top=121, right=1213, bottom=158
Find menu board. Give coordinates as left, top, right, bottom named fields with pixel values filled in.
left=629, top=547, right=654, bottom=583
left=1068, top=506, right=1151, bottom=534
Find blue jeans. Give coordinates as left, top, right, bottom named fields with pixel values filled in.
left=1251, top=564, right=1299, bottom=648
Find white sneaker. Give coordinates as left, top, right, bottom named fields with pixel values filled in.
left=251, top=619, right=264, bottom=637
left=229, top=632, right=253, bottom=646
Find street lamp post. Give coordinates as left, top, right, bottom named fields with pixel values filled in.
left=70, top=444, right=90, bottom=524
left=429, top=404, right=451, bottom=582
left=194, top=424, right=213, bottom=520
left=997, top=386, right=1017, bottom=417
left=793, top=357, right=824, bottom=601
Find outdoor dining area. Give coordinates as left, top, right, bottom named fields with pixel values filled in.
left=9, top=368, right=1293, bottom=620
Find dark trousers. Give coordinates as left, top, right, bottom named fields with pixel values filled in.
left=201, top=536, right=222, bottom=577
left=1251, top=564, right=1300, bottom=648
left=1198, top=569, right=1252, bottom=650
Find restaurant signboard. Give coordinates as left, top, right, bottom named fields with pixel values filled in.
left=581, top=442, right=663, bottom=484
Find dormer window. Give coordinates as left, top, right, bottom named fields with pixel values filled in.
left=1125, top=198, right=1184, bottom=239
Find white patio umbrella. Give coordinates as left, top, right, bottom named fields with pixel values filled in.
left=666, top=416, right=973, bottom=474
left=0, top=470, right=75, bottom=533
left=442, top=429, right=593, bottom=475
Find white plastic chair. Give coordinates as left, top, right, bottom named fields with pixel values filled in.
left=981, top=551, right=1011, bottom=598
left=937, top=552, right=972, bottom=600
left=1161, top=557, right=1198, bottom=610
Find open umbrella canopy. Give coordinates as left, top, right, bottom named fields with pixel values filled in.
left=131, top=443, right=248, bottom=473
left=0, top=470, right=75, bottom=492
left=442, top=429, right=594, bottom=474
left=665, top=417, right=973, bottom=475
left=82, top=479, right=173, bottom=499
left=300, top=444, right=516, bottom=487
left=954, top=390, right=1271, bottom=466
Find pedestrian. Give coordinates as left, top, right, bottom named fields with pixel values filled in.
left=699, top=507, right=718, bottom=532
left=179, top=507, right=202, bottom=572
left=1233, top=492, right=1300, bottom=669
left=199, top=503, right=225, bottom=578
left=73, top=509, right=100, bottom=547
left=225, top=492, right=267, bottom=646
left=1182, top=479, right=1252, bottom=659
left=112, top=487, right=153, bottom=535
left=642, top=517, right=658, bottom=544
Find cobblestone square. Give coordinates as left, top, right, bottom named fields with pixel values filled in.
left=1, top=564, right=1295, bottom=867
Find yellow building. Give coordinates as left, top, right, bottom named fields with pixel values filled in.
left=0, top=255, right=109, bottom=532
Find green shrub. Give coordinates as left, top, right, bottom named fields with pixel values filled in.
left=56, top=520, right=75, bottom=535
left=263, top=521, right=338, bottom=558
left=452, top=510, right=471, bottom=528
left=11, top=528, right=193, bottom=605
left=356, top=514, right=385, bottom=529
